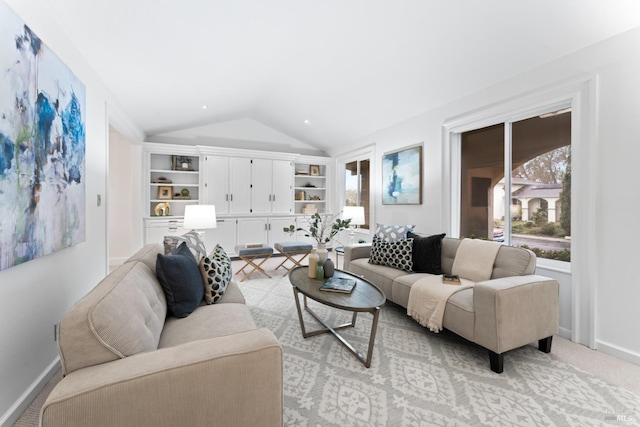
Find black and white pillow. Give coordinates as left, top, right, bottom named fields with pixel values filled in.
left=163, top=230, right=206, bottom=262
left=374, top=223, right=415, bottom=242
left=199, top=244, right=232, bottom=304
left=369, top=236, right=414, bottom=272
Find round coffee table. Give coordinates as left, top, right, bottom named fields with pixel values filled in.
left=289, top=266, right=386, bottom=367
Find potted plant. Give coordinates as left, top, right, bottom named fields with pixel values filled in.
left=284, top=212, right=351, bottom=258
left=177, top=156, right=192, bottom=170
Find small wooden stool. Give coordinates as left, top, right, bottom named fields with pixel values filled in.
left=235, top=244, right=274, bottom=281
left=274, top=241, right=313, bottom=274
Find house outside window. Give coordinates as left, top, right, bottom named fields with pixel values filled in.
left=459, top=110, right=571, bottom=262
left=344, top=159, right=370, bottom=229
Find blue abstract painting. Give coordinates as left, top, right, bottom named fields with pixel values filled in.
left=0, top=2, right=86, bottom=271
left=382, top=145, right=422, bottom=205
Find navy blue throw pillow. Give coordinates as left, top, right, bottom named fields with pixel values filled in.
left=408, top=232, right=446, bottom=274
left=156, top=242, right=204, bottom=318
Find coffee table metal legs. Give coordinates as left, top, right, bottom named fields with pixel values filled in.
left=292, top=288, right=381, bottom=368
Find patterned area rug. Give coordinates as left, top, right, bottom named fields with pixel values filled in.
left=239, top=275, right=640, bottom=427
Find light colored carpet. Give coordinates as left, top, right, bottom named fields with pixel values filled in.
left=15, top=257, right=640, bottom=426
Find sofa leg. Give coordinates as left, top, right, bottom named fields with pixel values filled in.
left=488, top=351, right=504, bottom=373
left=538, top=336, right=553, bottom=353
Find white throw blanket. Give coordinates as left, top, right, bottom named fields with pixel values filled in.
left=407, top=275, right=474, bottom=332
left=407, top=238, right=502, bottom=332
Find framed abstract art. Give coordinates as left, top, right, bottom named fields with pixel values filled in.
left=382, top=144, right=422, bottom=205
left=0, top=3, right=86, bottom=271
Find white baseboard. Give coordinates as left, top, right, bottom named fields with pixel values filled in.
left=558, top=326, right=572, bottom=340
left=596, top=340, right=640, bottom=366
left=0, top=357, right=60, bottom=427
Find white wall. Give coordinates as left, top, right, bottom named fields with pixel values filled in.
left=330, top=27, right=640, bottom=364
left=0, top=1, right=141, bottom=424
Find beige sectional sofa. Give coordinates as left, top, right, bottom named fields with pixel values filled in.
left=40, top=243, right=283, bottom=427
left=343, top=236, right=559, bottom=373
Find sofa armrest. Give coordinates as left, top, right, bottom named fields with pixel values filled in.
left=473, top=275, right=559, bottom=354
left=41, top=328, right=282, bottom=427
left=343, top=243, right=372, bottom=271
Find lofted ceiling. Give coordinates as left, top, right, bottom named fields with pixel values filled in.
left=38, top=0, right=640, bottom=152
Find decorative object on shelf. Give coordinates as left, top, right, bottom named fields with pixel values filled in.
left=153, top=177, right=172, bottom=184
left=174, top=156, right=192, bottom=170
left=154, top=202, right=171, bottom=216
left=342, top=206, right=366, bottom=244
left=296, top=166, right=310, bottom=175
left=304, top=183, right=316, bottom=188
left=302, top=204, right=317, bottom=214
left=309, top=195, right=321, bottom=200
left=382, top=144, right=423, bottom=205
left=157, top=186, right=173, bottom=200
left=323, top=258, right=335, bottom=278
left=308, top=249, right=319, bottom=278
left=296, top=190, right=306, bottom=200
left=173, top=188, right=191, bottom=199
left=183, top=205, right=217, bottom=239
left=283, top=212, right=351, bottom=245
left=310, top=165, right=320, bottom=176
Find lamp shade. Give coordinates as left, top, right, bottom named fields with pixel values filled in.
left=342, top=206, right=365, bottom=225
left=183, top=205, right=217, bottom=230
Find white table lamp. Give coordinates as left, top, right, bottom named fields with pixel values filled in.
left=184, top=204, right=217, bottom=236
left=342, top=206, right=365, bottom=244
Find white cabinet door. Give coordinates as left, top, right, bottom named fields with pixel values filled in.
left=237, top=217, right=268, bottom=245
left=204, top=218, right=237, bottom=255
left=267, top=217, right=297, bottom=245
left=271, top=160, right=293, bottom=214
left=250, top=159, right=272, bottom=214
left=145, top=219, right=189, bottom=245
left=204, top=156, right=230, bottom=214
left=229, top=157, right=252, bottom=214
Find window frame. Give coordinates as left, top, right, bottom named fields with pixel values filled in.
left=336, top=145, right=375, bottom=233
left=442, top=75, right=598, bottom=347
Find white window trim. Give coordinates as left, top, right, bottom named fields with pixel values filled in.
left=336, top=144, right=375, bottom=231
left=442, top=74, right=599, bottom=348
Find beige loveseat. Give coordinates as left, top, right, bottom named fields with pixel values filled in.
left=343, top=237, right=559, bottom=373
left=40, top=244, right=283, bottom=427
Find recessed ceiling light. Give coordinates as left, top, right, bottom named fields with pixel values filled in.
left=304, top=119, right=310, bottom=125
left=202, top=105, right=207, bottom=110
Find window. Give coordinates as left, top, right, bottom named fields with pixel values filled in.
left=459, top=109, right=571, bottom=261
left=344, top=159, right=370, bottom=229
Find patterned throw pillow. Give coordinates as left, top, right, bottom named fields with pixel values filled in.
left=164, top=230, right=206, bottom=262
left=374, top=223, right=415, bottom=242
left=199, top=244, right=232, bottom=304
left=369, top=236, right=414, bottom=272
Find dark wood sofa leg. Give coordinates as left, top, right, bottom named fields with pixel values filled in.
left=538, top=336, right=553, bottom=353
left=488, top=351, right=504, bottom=373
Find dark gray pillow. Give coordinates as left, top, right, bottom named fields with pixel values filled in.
left=156, top=242, right=204, bottom=318
left=408, top=232, right=446, bottom=274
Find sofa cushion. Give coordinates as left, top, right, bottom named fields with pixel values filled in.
left=408, top=232, right=446, bottom=274
left=374, top=223, right=414, bottom=242
left=58, top=261, right=167, bottom=375
left=200, top=244, right=232, bottom=304
left=369, top=236, right=414, bottom=272
left=156, top=242, right=205, bottom=318
left=159, top=303, right=257, bottom=348
left=163, top=230, right=207, bottom=262
left=348, top=258, right=404, bottom=301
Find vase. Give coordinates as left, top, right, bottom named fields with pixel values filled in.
left=323, top=258, right=335, bottom=278
left=316, top=242, right=328, bottom=263
left=308, top=249, right=319, bottom=278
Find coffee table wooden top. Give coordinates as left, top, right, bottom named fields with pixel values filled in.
left=289, top=266, right=386, bottom=312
